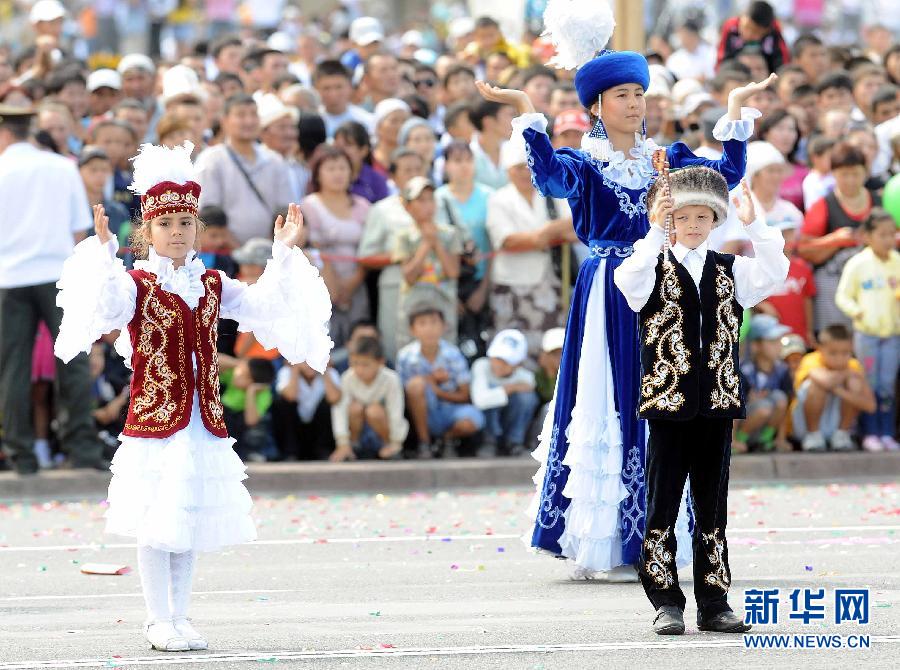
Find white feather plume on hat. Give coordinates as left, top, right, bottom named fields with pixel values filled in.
left=543, top=0, right=616, bottom=70
left=128, top=141, right=196, bottom=195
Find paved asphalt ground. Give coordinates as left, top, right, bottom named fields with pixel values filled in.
left=2, top=479, right=899, bottom=669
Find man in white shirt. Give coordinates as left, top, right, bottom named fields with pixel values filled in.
left=194, top=94, right=294, bottom=243
left=666, top=21, right=717, bottom=83
left=313, top=59, right=374, bottom=138
left=0, top=106, right=103, bottom=474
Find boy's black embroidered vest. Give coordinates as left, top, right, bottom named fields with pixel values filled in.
left=638, top=250, right=745, bottom=421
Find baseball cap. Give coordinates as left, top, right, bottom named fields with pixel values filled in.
left=87, top=69, right=122, bottom=92
left=541, top=328, right=565, bottom=353
left=257, top=93, right=299, bottom=129
left=233, top=238, right=273, bottom=266
left=373, top=98, right=411, bottom=128
left=401, top=176, right=435, bottom=202
left=117, top=53, right=155, bottom=75
left=488, top=329, right=529, bottom=366
left=552, top=109, right=591, bottom=135
left=77, top=145, right=109, bottom=167
left=349, top=17, right=384, bottom=46
left=780, top=333, right=807, bottom=359
left=748, top=314, right=792, bottom=342
left=30, top=0, right=65, bottom=23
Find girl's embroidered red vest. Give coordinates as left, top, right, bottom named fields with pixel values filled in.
left=122, top=269, right=229, bottom=438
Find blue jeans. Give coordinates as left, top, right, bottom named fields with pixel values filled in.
left=484, top=391, right=540, bottom=447
left=425, top=386, right=485, bottom=437
left=854, top=333, right=900, bottom=438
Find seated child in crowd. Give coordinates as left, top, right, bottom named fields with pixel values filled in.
left=529, top=327, right=565, bottom=446
left=780, top=333, right=808, bottom=380
left=331, top=320, right=384, bottom=373
left=791, top=324, right=876, bottom=451
left=331, top=336, right=409, bottom=461
left=736, top=315, right=794, bottom=453
left=397, top=304, right=484, bottom=459
left=220, top=356, right=277, bottom=462
left=273, top=361, right=342, bottom=461
left=89, top=340, right=130, bottom=459
left=471, top=329, right=539, bottom=457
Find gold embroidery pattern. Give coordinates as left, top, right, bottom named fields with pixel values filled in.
left=708, top=265, right=741, bottom=410
left=130, top=279, right=185, bottom=426
left=197, top=274, right=226, bottom=430
left=643, top=527, right=675, bottom=588
left=702, top=528, right=730, bottom=591
left=640, top=260, right=691, bottom=413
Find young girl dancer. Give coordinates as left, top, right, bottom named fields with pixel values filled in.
left=55, top=142, right=333, bottom=651
left=477, top=0, right=773, bottom=580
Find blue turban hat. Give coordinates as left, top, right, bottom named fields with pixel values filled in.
left=574, top=51, right=650, bottom=108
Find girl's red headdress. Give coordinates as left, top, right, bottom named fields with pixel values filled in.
left=128, top=141, right=201, bottom=221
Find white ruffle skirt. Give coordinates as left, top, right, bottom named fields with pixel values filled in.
left=105, top=392, right=257, bottom=553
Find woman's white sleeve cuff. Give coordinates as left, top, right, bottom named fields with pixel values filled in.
left=713, top=107, right=762, bottom=142
left=511, top=112, right=549, bottom=138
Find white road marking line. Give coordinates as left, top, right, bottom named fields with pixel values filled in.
left=1, top=525, right=898, bottom=554
left=3, top=637, right=899, bottom=668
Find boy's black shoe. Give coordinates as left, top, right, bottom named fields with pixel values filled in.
left=652, top=606, right=685, bottom=635
left=698, top=610, right=752, bottom=633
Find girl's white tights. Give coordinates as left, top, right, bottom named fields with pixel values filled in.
left=137, top=546, right=196, bottom=622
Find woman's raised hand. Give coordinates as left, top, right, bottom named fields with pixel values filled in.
left=274, top=203, right=304, bottom=249
left=93, top=204, right=112, bottom=244
left=728, top=73, right=778, bottom=106
left=475, top=81, right=535, bottom=115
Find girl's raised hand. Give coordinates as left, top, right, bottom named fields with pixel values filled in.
left=732, top=180, right=757, bottom=226
left=474, top=81, right=535, bottom=115
left=274, top=203, right=304, bottom=249
left=93, top=203, right=112, bottom=244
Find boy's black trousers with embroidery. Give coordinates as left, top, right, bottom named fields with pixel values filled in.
left=639, top=415, right=734, bottom=619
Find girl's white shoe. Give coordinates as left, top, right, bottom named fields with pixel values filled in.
left=144, top=620, right=189, bottom=652
left=173, top=617, right=208, bottom=650
left=605, top=564, right=640, bottom=583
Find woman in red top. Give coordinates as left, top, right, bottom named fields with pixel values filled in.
left=799, top=143, right=880, bottom=333
left=757, top=109, right=809, bottom=212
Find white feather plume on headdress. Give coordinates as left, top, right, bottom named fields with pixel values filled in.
left=128, top=141, right=196, bottom=195
left=543, top=0, right=616, bottom=70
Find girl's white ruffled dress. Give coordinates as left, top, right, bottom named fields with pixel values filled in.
left=55, top=237, right=333, bottom=553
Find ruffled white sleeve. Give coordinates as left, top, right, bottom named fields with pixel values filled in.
left=712, top=107, right=762, bottom=142
left=511, top=112, right=549, bottom=138
left=54, top=236, right=137, bottom=363
left=219, top=240, right=333, bottom=372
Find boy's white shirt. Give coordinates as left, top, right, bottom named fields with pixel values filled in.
left=470, top=358, right=536, bottom=411
left=613, top=219, right=790, bottom=314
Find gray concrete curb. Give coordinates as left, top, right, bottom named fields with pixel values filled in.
left=1, top=452, right=898, bottom=500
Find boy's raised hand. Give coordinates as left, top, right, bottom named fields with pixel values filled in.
left=732, top=180, right=757, bottom=226
left=649, top=194, right=674, bottom=233
left=93, top=203, right=112, bottom=244
left=274, top=203, right=304, bottom=249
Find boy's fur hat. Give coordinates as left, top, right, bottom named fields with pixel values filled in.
left=647, top=166, right=730, bottom=226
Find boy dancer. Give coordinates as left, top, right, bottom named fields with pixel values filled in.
left=614, top=167, right=788, bottom=634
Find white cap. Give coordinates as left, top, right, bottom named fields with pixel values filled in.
left=162, top=64, right=205, bottom=104
left=679, top=91, right=715, bottom=119
left=541, top=328, right=565, bottom=353
left=448, top=17, right=475, bottom=40
left=500, top=135, right=528, bottom=170
left=258, top=93, right=299, bottom=128
left=373, top=98, right=410, bottom=127
left=745, top=141, right=786, bottom=184
left=401, top=30, right=424, bottom=48
left=267, top=31, right=294, bottom=54
left=349, top=16, right=384, bottom=46
left=487, top=329, right=529, bottom=366
left=117, top=53, right=155, bottom=75
left=87, top=69, right=122, bottom=92
left=30, top=0, right=65, bottom=23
